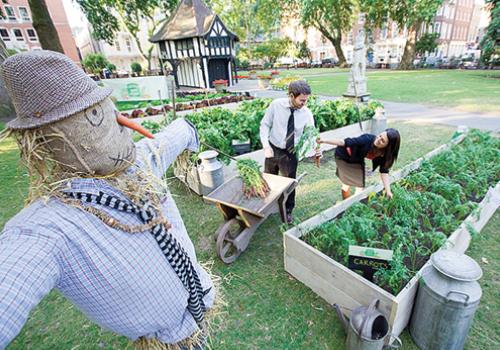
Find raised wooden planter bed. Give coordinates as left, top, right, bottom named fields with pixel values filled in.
left=283, top=132, right=500, bottom=340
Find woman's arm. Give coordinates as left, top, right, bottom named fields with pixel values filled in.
left=317, top=138, right=345, bottom=147
left=380, top=173, right=393, bottom=199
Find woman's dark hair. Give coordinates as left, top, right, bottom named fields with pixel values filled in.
left=383, top=128, right=400, bottom=169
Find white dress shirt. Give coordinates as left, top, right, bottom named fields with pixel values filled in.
left=259, top=97, right=315, bottom=150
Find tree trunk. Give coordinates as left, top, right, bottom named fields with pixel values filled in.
left=316, top=23, right=347, bottom=67
left=399, top=23, right=419, bottom=70
left=0, top=37, right=16, bottom=121
left=332, top=36, right=347, bottom=67
left=28, top=0, right=64, bottom=53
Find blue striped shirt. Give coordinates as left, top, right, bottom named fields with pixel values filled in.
left=0, top=118, right=214, bottom=348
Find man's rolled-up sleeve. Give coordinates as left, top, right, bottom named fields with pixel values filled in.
left=0, top=229, right=61, bottom=348
left=134, top=118, right=199, bottom=178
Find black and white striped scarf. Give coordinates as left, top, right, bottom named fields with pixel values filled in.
left=65, top=190, right=208, bottom=325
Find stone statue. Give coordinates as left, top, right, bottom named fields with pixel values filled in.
left=345, top=13, right=369, bottom=99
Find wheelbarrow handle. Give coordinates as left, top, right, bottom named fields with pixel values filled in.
left=296, top=172, right=307, bottom=183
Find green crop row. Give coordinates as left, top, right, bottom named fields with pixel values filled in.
left=303, top=130, right=500, bottom=295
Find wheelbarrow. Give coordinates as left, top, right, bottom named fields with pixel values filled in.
left=204, top=172, right=305, bottom=263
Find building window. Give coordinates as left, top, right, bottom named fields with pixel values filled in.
left=125, top=37, right=132, bottom=52
left=434, top=22, right=441, bottom=34
left=115, top=40, right=121, bottom=51
left=208, top=36, right=229, bottom=48
left=26, top=28, right=37, bottom=42
left=381, top=26, right=387, bottom=40
left=18, top=7, right=30, bottom=21
left=175, top=39, right=194, bottom=51
left=4, top=6, right=17, bottom=21
left=12, top=28, right=24, bottom=41
left=0, top=28, right=10, bottom=41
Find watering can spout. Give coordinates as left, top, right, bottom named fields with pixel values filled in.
left=333, top=304, right=349, bottom=332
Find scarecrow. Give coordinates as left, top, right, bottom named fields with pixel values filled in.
left=0, top=50, right=216, bottom=349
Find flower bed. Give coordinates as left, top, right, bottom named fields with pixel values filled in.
left=121, top=94, right=254, bottom=118
left=115, top=92, right=231, bottom=111
left=284, top=130, right=500, bottom=338
left=213, top=79, right=228, bottom=92
left=270, top=76, right=303, bottom=90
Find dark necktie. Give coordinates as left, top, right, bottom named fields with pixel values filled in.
left=286, top=108, right=295, bottom=153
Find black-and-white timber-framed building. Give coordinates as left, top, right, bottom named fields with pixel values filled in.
left=150, top=0, right=239, bottom=89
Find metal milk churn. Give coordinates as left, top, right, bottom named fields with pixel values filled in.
left=334, top=300, right=401, bottom=350
left=409, top=249, right=483, bottom=350
left=197, top=150, right=224, bottom=195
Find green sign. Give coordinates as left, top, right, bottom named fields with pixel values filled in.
left=126, top=83, right=141, bottom=98
left=348, top=245, right=393, bottom=282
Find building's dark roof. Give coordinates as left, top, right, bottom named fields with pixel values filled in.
left=150, top=0, right=222, bottom=42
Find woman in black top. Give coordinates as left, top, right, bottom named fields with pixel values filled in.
left=317, top=128, right=401, bottom=199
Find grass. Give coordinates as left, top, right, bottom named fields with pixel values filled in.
left=240, top=68, right=500, bottom=114
left=2, top=120, right=498, bottom=349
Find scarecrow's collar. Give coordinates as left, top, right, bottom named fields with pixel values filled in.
left=61, top=177, right=128, bottom=200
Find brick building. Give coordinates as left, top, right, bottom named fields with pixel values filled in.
left=0, top=0, right=79, bottom=63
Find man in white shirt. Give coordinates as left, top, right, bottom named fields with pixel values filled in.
left=259, top=80, right=315, bottom=223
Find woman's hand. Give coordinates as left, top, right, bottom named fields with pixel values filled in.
left=316, top=138, right=322, bottom=145
left=385, top=190, right=393, bottom=199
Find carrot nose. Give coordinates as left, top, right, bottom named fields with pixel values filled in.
left=116, top=114, right=155, bottom=139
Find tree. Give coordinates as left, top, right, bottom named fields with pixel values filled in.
left=28, top=0, right=64, bottom=52
left=480, top=0, right=499, bottom=67
left=252, top=37, right=292, bottom=66
left=415, top=32, right=439, bottom=55
left=209, top=0, right=282, bottom=46
left=0, top=37, right=15, bottom=120
left=291, top=0, right=357, bottom=67
left=131, top=62, right=142, bottom=75
left=76, top=0, right=179, bottom=70
left=82, top=53, right=110, bottom=76
left=106, top=63, right=117, bottom=73
left=296, top=40, right=312, bottom=63
left=362, top=0, right=444, bottom=69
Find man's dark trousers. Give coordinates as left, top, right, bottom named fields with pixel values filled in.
left=264, top=142, right=298, bottom=214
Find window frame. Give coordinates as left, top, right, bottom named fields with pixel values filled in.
left=0, top=27, right=10, bottom=41
left=18, top=6, right=31, bottom=22
left=12, top=28, right=25, bottom=41
left=4, top=5, right=17, bottom=21
left=26, top=28, right=37, bottom=42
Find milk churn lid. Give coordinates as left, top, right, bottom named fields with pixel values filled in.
left=431, top=250, right=482, bottom=282
left=198, top=150, right=218, bottom=160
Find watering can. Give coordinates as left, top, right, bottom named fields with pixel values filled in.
left=334, top=299, right=401, bottom=350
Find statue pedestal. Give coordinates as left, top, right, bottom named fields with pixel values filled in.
left=342, top=93, right=371, bottom=103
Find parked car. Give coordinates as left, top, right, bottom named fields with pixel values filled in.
left=440, top=57, right=461, bottom=69
left=311, top=60, right=322, bottom=68
left=460, top=60, right=479, bottom=69
left=321, top=58, right=338, bottom=68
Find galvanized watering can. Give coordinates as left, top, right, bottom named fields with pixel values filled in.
left=334, top=299, right=402, bottom=350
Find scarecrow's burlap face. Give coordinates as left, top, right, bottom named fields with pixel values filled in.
left=41, top=98, right=137, bottom=175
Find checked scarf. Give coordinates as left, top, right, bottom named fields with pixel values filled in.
left=65, top=190, right=208, bottom=325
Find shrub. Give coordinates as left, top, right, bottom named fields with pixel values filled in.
left=131, top=62, right=142, bottom=74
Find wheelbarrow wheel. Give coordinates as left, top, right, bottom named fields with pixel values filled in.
left=216, top=218, right=244, bottom=264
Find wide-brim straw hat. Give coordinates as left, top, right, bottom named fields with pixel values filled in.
left=1, top=50, right=112, bottom=130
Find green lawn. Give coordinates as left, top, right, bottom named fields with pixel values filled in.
left=242, top=68, right=500, bottom=114
left=2, top=120, right=498, bottom=349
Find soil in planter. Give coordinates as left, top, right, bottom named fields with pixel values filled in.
left=302, top=130, right=500, bottom=295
